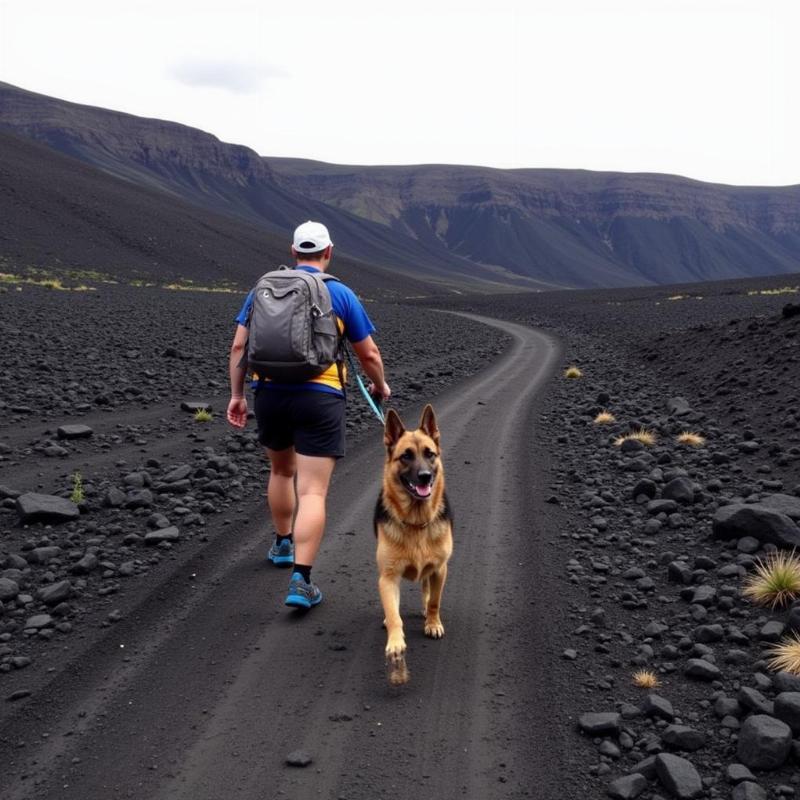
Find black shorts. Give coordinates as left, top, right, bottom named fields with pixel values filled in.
left=253, top=389, right=346, bottom=458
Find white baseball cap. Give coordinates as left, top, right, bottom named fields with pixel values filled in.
left=293, top=220, right=333, bottom=253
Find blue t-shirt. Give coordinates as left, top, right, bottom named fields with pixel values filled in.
left=235, top=265, right=376, bottom=396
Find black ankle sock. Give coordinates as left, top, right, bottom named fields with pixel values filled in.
left=294, top=564, right=312, bottom=582
left=276, top=533, right=293, bottom=544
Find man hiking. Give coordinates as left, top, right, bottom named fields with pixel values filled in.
left=226, top=221, right=391, bottom=609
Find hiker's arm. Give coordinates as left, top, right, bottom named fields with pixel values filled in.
left=351, top=335, right=391, bottom=400
left=227, top=324, right=249, bottom=428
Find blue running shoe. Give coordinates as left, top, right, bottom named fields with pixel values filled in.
left=267, top=536, right=294, bottom=566
left=285, top=572, right=322, bottom=609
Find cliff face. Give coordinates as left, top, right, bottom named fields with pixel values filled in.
left=2, top=81, right=799, bottom=290
left=265, top=160, right=800, bottom=233
left=266, top=159, right=800, bottom=286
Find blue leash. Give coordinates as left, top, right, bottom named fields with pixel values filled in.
left=344, top=347, right=385, bottom=424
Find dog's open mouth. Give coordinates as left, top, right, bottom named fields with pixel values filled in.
left=402, top=477, right=433, bottom=500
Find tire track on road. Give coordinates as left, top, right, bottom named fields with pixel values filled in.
left=1, top=314, right=571, bottom=800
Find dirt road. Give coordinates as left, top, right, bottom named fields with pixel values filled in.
left=0, top=314, right=574, bottom=800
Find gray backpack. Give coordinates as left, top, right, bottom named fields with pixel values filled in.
left=245, top=267, right=343, bottom=383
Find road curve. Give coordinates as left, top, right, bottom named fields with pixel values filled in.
left=1, top=313, right=571, bottom=800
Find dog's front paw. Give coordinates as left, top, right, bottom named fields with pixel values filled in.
left=385, top=635, right=409, bottom=685
left=385, top=633, right=406, bottom=658
left=424, top=618, right=445, bottom=639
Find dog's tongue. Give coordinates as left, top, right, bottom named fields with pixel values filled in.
left=415, top=484, right=432, bottom=498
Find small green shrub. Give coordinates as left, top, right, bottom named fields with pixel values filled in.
left=70, top=471, right=84, bottom=504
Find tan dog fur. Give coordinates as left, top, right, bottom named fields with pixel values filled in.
left=374, top=404, right=453, bottom=685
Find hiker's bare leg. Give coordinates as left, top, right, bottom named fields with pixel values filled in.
left=266, top=447, right=296, bottom=536
left=293, top=454, right=336, bottom=565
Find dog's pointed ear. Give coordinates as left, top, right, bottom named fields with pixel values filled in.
left=384, top=408, right=405, bottom=452
left=419, top=404, right=440, bottom=447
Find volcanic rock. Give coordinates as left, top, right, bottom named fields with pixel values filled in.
left=662, top=477, right=695, bottom=504
left=643, top=694, right=674, bottom=721
left=662, top=725, right=706, bottom=751
left=712, top=504, right=800, bottom=548
left=579, top=712, right=621, bottom=736
left=654, top=753, right=702, bottom=799
left=773, top=692, right=800, bottom=734
left=684, top=659, right=720, bottom=681
left=25, top=546, right=62, bottom=564
left=607, top=773, right=647, bottom=799
left=732, top=783, right=766, bottom=800
left=737, top=714, right=792, bottom=770
left=0, top=578, right=20, bottom=601
left=144, top=526, right=180, bottom=545
left=70, top=553, right=99, bottom=574
left=15, top=493, right=80, bottom=524
left=773, top=671, right=800, bottom=693
left=726, top=764, right=755, bottom=783
left=181, top=401, right=211, bottom=413
left=56, top=424, right=93, bottom=439
left=666, top=397, right=692, bottom=416
left=285, top=750, right=312, bottom=767
left=38, top=580, right=72, bottom=605
left=24, top=614, right=53, bottom=630
left=759, top=493, right=800, bottom=521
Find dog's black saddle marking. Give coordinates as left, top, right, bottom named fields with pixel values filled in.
left=373, top=491, right=453, bottom=536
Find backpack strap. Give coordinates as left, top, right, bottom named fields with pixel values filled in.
left=319, top=273, right=346, bottom=396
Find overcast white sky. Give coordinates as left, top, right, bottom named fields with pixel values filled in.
left=1, top=0, right=797, bottom=186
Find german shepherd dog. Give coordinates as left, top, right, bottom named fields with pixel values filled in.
left=374, top=404, right=453, bottom=685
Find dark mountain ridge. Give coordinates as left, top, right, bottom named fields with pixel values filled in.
left=0, top=130, right=429, bottom=299
left=0, top=82, right=527, bottom=292
left=2, top=80, right=799, bottom=289
left=266, top=158, right=800, bottom=287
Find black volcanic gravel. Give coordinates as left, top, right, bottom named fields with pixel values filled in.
left=430, top=272, right=800, bottom=799
left=3, top=271, right=800, bottom=800
left=0, top=283, right=508, bottom=692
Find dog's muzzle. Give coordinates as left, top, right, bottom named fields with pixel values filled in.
left=403, top=472, right=434, bottom=500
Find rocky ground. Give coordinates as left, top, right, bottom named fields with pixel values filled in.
left=0, top=284, right=508, bottom=703
left=437, top=275, right=800, bottom=799
left=3, top=273, right=800, bottom=800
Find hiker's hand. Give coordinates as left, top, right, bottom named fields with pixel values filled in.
left=226, top=396, right=248, bottom=428
left=368, top=381, right=391, bottom=402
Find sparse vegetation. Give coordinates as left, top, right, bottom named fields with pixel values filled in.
left=163, top=281, right=238, bottom=293
left=747, top=286, right=799, bottom=296
left=0, top=271, right=96, bottom=291
left=594, top=410, right=616, bottom=424
left=0, top=266, right=240, bottom=293
left=564, top=366, right=583, bottom=379
left=742, top=550, right=800, bottom=609
left=70, top=471, right=84, bottom=505
left=613, top=429, right=657, bottom=447
left=194, top=408, right=213, bottom=423
left=676, top=431, right=706, bottom=447
left=632, top=669, right=660, bottom=689
left=767, top=633, right=800, bottom=676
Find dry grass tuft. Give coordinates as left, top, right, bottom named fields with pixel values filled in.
left=742, top=550, right=800, bottom=609
left=767, top=632, right=800, bottom=676
left=676, top=431, right=706, bottom=447
left=564, top=366, right=583, bottom=379
left=632, top=669, right=660, bottom=689
left=594, top=410, right=616, bottom=425
left=193, top=408, right=213, bottom=423
left=613, top=429, right=657, bottom=447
